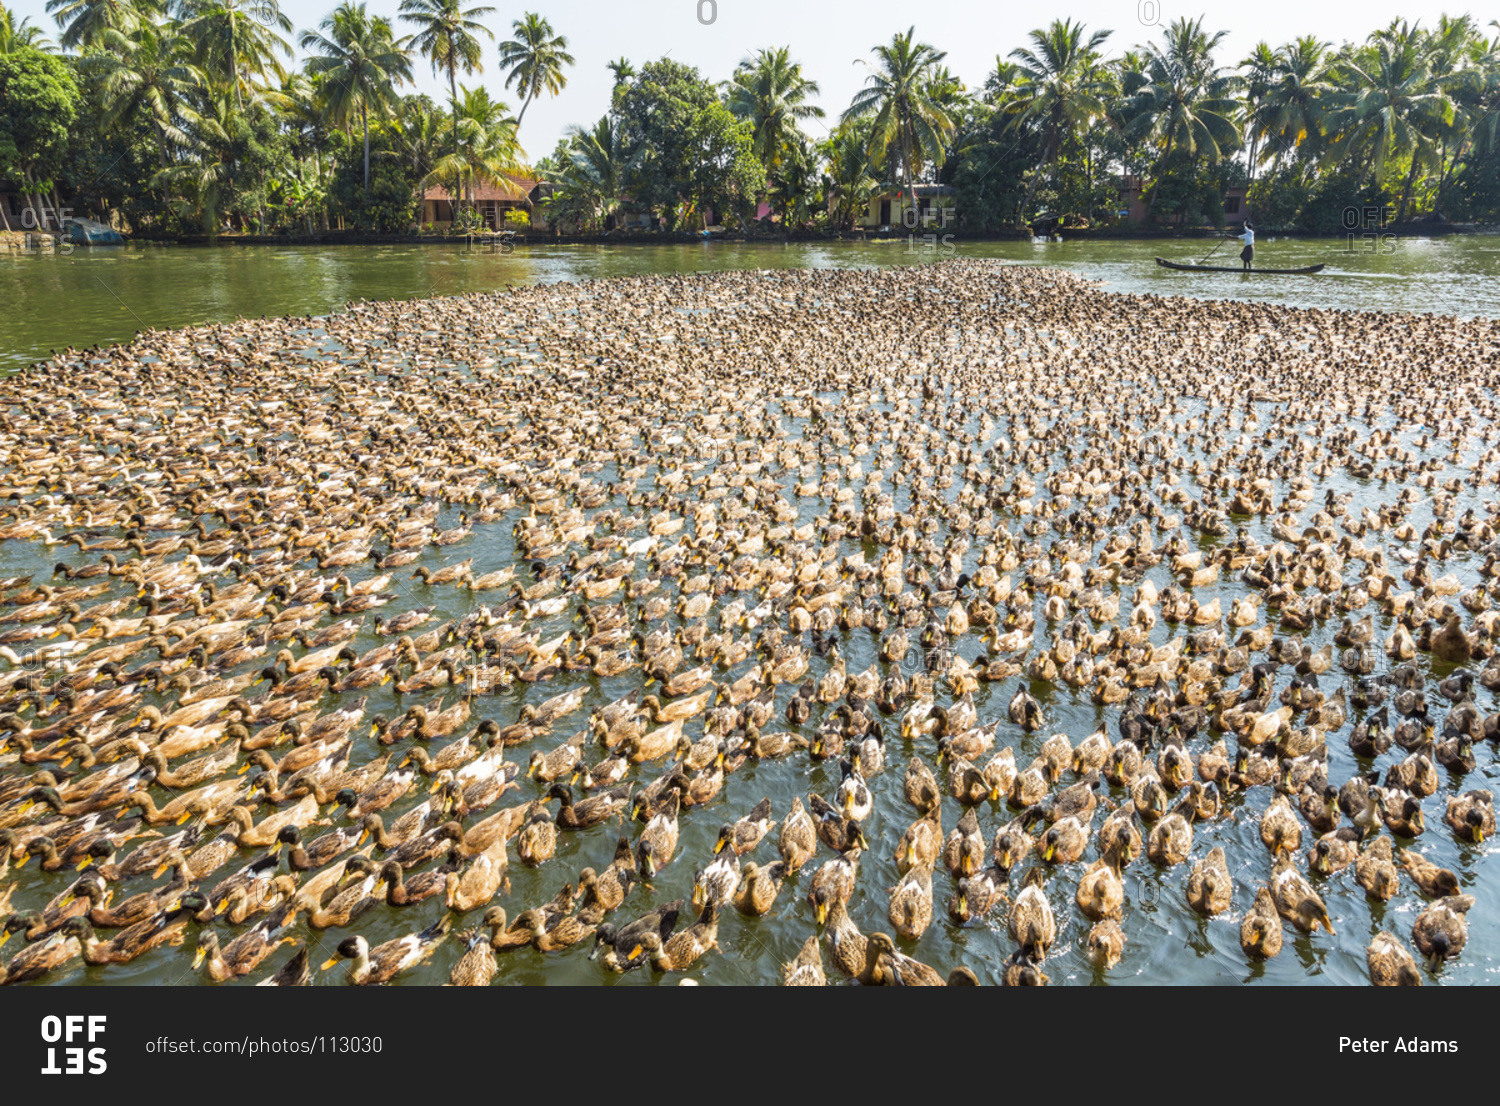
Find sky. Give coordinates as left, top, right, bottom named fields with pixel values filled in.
left=9, top=0, right=1489, bottom=163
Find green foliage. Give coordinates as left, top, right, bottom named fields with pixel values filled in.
left=1448, top=147, right=1500, bottom=221
left=328, top=127, right=421, bottom=231
left=615, top=58, right=766, bottom=226
left=0, top=46, right=81, bottom=192
left=943, top=107, right=1037, bottom=231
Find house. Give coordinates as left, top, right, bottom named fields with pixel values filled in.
left=1116, top=175, right=1249, bottom=226
left=855, top=183, right=956, bottom=231
left=421, top=174, right=550, bottom=230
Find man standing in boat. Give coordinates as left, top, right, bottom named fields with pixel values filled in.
left=1237, top=222, right=1255, bottom=270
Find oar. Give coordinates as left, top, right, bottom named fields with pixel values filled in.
left=1198, top=232, right=1233, bottom=265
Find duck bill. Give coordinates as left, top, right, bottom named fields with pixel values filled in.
left=320, top=956, right=341, bottom=971
left=193, top=947, right=208, bottom=971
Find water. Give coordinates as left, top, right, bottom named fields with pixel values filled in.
left=2, top=242, right=1498, bottom=988
left=3, top=236, right=1498, bottom=376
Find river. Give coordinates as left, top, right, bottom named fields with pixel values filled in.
left=3, top=235, right=1498, bottom=376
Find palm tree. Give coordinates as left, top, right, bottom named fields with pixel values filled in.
left=982, top=58, right=1023, bottom=105
left=299, top=2, right=412, bottom=196
left=398, top=0, right=495, bottom=178
left=1122, top=16, right=1241, bottom=221
left=1005, top=18, right=1113, bottom=225
left=550, top=114, right=642, bottom=231
left=819, top=120, right=880, bottom=229
left=388, top=92, right=447, bottom=187
left=495, top=13, right=573, bottom=132
left=44, top=0, right=153, bottom=51
left=725, top=46, right=823, bottom=217
left=82, top=23, right=204, bottom=173
left=1251, top=36, right=1334, bottom=171
left=1, top=5, right=53, bottom=52
left=427, top=84, right=525, bottom=226
left=843, top=27, right=956, bottom=214
left=176, top=0, right=293, bottom=112
left=606, top=56, right=633, bottom=89
left=1325, top=21, right=1454, bottom=216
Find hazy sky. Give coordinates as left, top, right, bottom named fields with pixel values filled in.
left=11, top=0, right=1486, bottom=161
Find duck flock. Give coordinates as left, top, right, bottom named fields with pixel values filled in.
left=1, top=258, right=1498, bottom=986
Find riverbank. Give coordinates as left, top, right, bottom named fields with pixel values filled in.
left=131, top=222, right=1494, bottom=247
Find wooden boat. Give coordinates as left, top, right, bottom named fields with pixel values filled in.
left=1156, top=257, right=1325, bottom=275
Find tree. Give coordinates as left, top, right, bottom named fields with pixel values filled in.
left=1252, top=36, right=1334, bottom=172
left=725, top=46, right=823, bottom=220
left=82, top=23, right=203, bottom=177
left=548, top=114, right=641, bottom=232
left=427, top=83, right=525, bottom=225
left=176, top=0, right=293, bottom=112
left=0, top=46, right=81, bottom=229
left=1005, top=18, right=1113, bottom=225
left=45, top=0, right=152, bottom=52
left=300, top=2, right=412, bottom=196
left=615, top=58, right=765, bottom=228
left=2, top=3, right=53, bottom=52
left=819, top=117, right=880, bottom=229
left=399, top=0, right=495, bottom=173
left=843, top=27, right=956, bottom=212
left=1122, top=17, right=1241, bottom=221
left=1325, top=21, right=1454, bottom=217
left=496, top=13, right=573, bottom=132
left=606, top=56, right=633, bottom=89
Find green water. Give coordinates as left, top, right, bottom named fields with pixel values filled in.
left=3, top=235, right=1498, bottom=375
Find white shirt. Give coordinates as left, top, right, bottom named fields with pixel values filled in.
left=1239, top=227, right=1255, bottom=247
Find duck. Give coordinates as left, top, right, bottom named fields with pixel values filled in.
left=777, top=796, right=817, bottom=874
left=781, top=933, right=827, bottom=986
left=1366, top=931, right=1423, bottom=986
left=195, top=907, right=300, bottom=982
left=1443, top=789, right=1493, bottom=844
left=589, top=900, right=683, bottom=973
left=1269, top=854, right=1335, bottom=934
left=807, top=845, right=861, bottom=925
left=1355, top=836, right=1401, bottom=901
left=1075, top=843, right=1126, bottom=922
left=886, top=863, right=934, bottom=941
left=1411, top=895, right=1475, bottom=968
left=716, top=797, right=776, bottom=857
left=859, top=931, right=945, bottom=987
left=1147, top=800, right=1195, bottom=867
left=1184, top=846, right=1232, bottom=915
left=635, top=902, right=719, bottom=972
left=732, top=861, right=787, bottom=917
left=1009, top=867, right=1056, bottom=960
left=323, top=915, right=451, bottom=984
left=1239, top=887, right=1284, bottom=960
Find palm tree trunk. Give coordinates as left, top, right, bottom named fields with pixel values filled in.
left=362, top=102, right=371, bottom=197
left=516, top=93, right=534, bottom=130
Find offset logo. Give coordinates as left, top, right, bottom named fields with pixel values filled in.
left=40, top=1016, right=107, bottom=1075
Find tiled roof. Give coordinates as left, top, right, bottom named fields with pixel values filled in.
left=423, top=174, right=540, bottom=202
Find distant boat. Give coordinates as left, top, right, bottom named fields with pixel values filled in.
left=1156, top=256, right=1325, bottom=275
left=63, top=218, right=125, bottom=246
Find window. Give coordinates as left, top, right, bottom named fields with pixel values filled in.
left=1225, top=196, right=1241, bottom=214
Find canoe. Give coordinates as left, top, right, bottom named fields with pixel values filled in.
left=1156, top=257, right=1325, bottom=275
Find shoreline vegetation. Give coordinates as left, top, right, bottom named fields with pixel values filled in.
left=6, top=224, right=1494, bottom=252
left=1, top=5, right=1498, bottom=244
